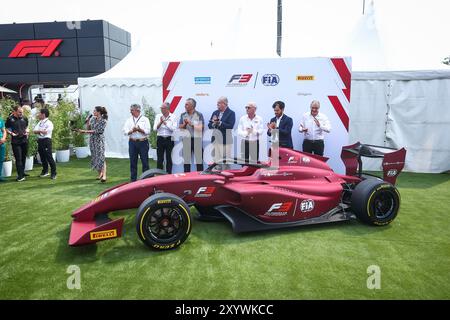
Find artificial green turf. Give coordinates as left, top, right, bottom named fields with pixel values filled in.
left=0, top=158, right=449, bottom=299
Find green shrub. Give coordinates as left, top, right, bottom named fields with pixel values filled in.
left=71, top=110, right=89, bottom=147
left=144, top=105, right=157, bottom=149
left=52, top=99, right=77, bottom=150
left=0, top=98, right=16, bottom=161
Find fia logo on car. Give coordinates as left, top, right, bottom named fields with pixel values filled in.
left=195, top=187, right=216, bottom=197
left=300, top=199, right=314, bottom=212
left=302, top=157, right=311, bottom=164
left=387, top=169, right=398, bottom=177
left=261, top=74, right=279, bottom=86
left=265, top=202, right=293, bottom=216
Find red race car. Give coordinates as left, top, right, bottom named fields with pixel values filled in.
left=69, top=142, right=406, bottom=250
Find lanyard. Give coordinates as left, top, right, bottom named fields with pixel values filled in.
left=133, top=116, right=142, bottom=126
left=39, top=119, right=48, bottom=128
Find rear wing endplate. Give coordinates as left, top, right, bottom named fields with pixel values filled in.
left=341, top=142, right=406, bottom=185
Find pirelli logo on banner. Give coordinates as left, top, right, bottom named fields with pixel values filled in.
left=90, top=229, right=117, bottom=241
left=296, top=75, right=315, bottom=81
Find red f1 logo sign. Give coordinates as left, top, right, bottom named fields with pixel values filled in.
left=9, top=39, right=62, bottom=58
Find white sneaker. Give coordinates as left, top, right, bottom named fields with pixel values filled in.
left=40, top=172, right=50, bottom=177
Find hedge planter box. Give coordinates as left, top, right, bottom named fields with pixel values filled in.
left=149, top=148, right=157, bottom=160
left=2, top=160, right=12, bottom=177
left=25, top=156, right=34, bottom=171
left=56, top=149, right=70, bottom=163
left=74, top=146, right=90, bottom=159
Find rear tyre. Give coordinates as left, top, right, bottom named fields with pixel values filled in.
left=139, top=169, right=167, bottom=180
left=136, top=193, right=191, bottom=250
left=351, top=178, right=400, bottom=226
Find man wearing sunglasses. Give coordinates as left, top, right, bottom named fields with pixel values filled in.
left=299, top=100, right=331, bottom=156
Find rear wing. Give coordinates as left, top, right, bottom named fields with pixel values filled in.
left=341, top=142, right=406, bottom=185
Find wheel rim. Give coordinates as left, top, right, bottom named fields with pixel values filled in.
left=147, top=207, right=184, bottom=242
left=372, top=190, right=396, bottom=219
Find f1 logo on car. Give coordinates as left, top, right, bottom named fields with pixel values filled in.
left=266, top=202, right=293, bottom=216
left=195, top=187, right=216, bottom=197
left=9, top=39, right=63, bottom=58
left=227, top=74, right=253, bottom=86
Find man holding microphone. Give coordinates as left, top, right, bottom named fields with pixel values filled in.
left=299, top=100, right=331, bottom=156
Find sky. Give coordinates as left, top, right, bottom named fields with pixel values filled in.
left=1, top=0, right=449, bottom=71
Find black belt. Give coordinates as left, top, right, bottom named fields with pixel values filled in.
left=129, top=138, right=148, bottom=142
left=158, top=135, right=172, bottom=139
left=305, top=139, right=324, bottom=142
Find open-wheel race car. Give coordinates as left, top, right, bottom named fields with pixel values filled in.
left=69, top=142, right=406, bottom=250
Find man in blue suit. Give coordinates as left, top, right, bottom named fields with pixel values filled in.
left=267, top=100, right=293, bottom=149
left=208, top=96, right=236, bottom=169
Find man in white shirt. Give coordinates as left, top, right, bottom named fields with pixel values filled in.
left=299, top=100, right=331, bottom=156
left=153, top=102, right=178, bottom=173
left=122, top=103, right=151, bottom=181
left=33, top=108, right=57, bottom=179
left=237, top=102, right=264, bottom=163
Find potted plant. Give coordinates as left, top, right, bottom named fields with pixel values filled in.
left=24, top=108, right=38, bottom=171
left=52, top=99, right=76, bottom=162
left=144, top=104, right=158, bottom=160
left=1, top=140, right=13, bottom=177
left=71, top=111, right=90, bottom=158
left=0, top=97, right=15, bottom=177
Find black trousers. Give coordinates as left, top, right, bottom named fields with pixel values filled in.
left=156, top=136, right=174, bottom=174
left=129, top=139, right=149, bottom=181
left=241, top=139, right=260, bottom=163
left=182, top=137, right=204, bottom=172
left=12, top=142, right=28, bottom=179
left=302, top=139, right=324, bottom=156
left=38, top=138, right=56, bottom=175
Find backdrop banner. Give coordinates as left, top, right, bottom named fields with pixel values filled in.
left=162, top=57, right=351, bottom=173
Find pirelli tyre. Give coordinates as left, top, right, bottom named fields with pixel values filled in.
left=351, top=178, right=400, bottom=226
left=139, top=169, right=167, bottom=180
left=136, top=193, right=192, bottom=250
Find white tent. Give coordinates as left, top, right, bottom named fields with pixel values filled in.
left=78, top=41, right=163, bottom=158
left=78, top=1, right=450, bottom=172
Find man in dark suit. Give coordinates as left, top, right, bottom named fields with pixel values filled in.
left=267, top=100, right=293, bottom=149
left=208, top=96, right=236, bottom=169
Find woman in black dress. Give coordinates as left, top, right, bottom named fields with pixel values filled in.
left=78, top=106, right=108, bottom=182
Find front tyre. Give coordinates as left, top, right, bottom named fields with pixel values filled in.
left=351, top=179, right=400, bottom=226
left=136, top=193, right=191, bottom=250
left=139, top=169, right=167, bottom=180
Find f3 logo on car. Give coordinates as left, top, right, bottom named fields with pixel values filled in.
left=195, top=187, right=216, bottom=197
left=266, top=202, right=292, bottom=216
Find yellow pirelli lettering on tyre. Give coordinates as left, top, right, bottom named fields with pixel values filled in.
left=139, top=208, right=151, bottom=240
left=157, top=199, right=172, bottom=204
left=90, top=229, right=117, bottom=241
left=179, top=204, right=191, bottom=231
